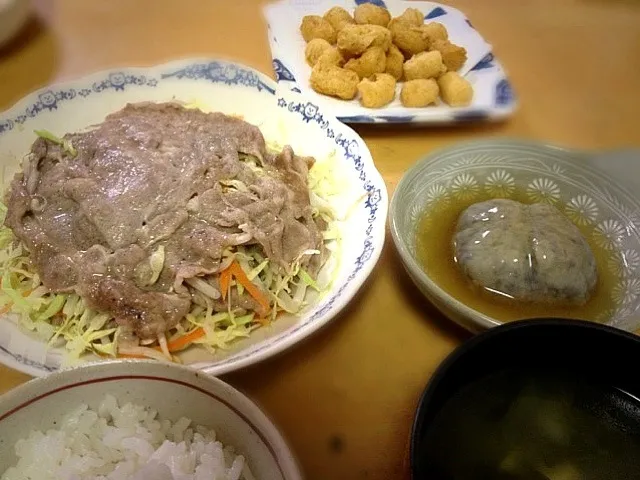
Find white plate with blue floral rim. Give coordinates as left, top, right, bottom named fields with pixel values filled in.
left=0, top=58, right=388, bottom=377
left=264, top=0, right=517, bottom=124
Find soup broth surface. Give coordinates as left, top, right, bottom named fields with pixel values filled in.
left=418, top=369, right=640, bottom=480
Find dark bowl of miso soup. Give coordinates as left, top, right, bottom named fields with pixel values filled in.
left=411, top=318, right=640, bottom=480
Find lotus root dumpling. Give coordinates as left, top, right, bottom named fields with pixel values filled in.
left=453, top=199, right=598, bottom=305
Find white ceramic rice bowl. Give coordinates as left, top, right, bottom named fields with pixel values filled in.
left=0, top=360, right=302, bottom=479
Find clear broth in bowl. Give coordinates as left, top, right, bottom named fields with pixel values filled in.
left=417, top=368, right=640, bottom=480
left=415, top=189, right=621, bottom=323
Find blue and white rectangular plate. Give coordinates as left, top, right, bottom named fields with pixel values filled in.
left=264, top=0, right=517, bottom=124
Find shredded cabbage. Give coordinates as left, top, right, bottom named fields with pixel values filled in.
left=0, top=133, right=345, bottom=364
left=34, top=129, right=77, bottom=157
left=298, top=268, right=320, bottom=291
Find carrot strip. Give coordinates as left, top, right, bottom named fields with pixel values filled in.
left=228, top=261, right=270, bottom=313
left=219, top=268, right=232, bottom=301
left=166, top=327, right=206, bottom=352
left=217, top=260, right=270, bottom=314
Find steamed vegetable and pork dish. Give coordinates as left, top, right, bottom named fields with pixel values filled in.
left=0, top=102, right=337, bottom=361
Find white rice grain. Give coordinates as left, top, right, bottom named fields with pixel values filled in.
left=0, top=395, right=251, bottom=480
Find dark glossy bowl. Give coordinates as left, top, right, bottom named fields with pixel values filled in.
left=410, top=318, right=640, bottom=479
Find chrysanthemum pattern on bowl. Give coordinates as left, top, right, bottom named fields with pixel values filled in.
left=613, top=278, right=640, bottom=306
left=593, top=220, right=627, bottom=250
left=396, top=142, right=640, bottom=332
left=484, top=169, right=515, bottom=197
left=527, top=178, right=561, bottom=204
left=424, top=184, right=449, bottom=206
left=565, top=195, right=599, bottom=226
left=623, top=249, right=640, bottom=273
left=608, top=252, right=628, bottom=277
left=450, top=173, right=480, bottom=200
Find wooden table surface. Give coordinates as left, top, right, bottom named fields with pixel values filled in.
left=1, top=1, right=640, bottom=478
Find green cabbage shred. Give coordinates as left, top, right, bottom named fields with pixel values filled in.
left=34, top=129, right=77, bottom=157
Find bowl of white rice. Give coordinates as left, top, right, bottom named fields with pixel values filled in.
left=0, top=360, right=302, bottom=480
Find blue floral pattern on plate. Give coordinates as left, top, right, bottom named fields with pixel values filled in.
left=425, top=6, right=447, bottom=19
left=0, top=119, right=14, bottom=134
left=276, top=96, right=383, bottom=320
left=272, top=58, right=296, bottom=82
left=470, top=53, right=495, bottom=71
left=495, top=79, right=515, bottom=107
left=93, top=72, right=148, bottom=92
left=340, top=115, right=376, bottom=124
left=162, top=61, right=275, bottom=94
left=354, top=0, right=387, bottom=7
left=0, top=345, right=56, bottom=372
left=3, top=74, right=158, bottom=133
left=0, top=62, right=281, bottom=136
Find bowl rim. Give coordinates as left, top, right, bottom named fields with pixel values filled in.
left=389, top=137, right=636, bottom=333
left=408, top=317, right=640, bottom=478
left=0, top=359, right=303, bottom=479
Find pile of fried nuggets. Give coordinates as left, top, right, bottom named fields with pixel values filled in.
left=301, top=4, right=473, bottom=109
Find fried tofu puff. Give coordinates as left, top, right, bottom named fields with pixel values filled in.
left=344, top=46, right=386, bottom=80
left=420, top=22, right=448, bottom=43
left=389, top=21, right=430, bottom=57
left=310, top=64, right=359, bottom=100
left=400, top=78, right=439, bottom=107
left=354, top=3, right=391, bottom=27
left=395, top=7, right=424, bottom=27
left=438, top=71, right=473, bottom=106
left=357, top=73, right=396, bottom=108
left=316, top=47, right=345, bottom=67
left=305, top=38, right=333, bottom=66
left=300, top=15, right=336, bottom=43
left=323, top=6, right=355, bottom=32
left=337, top=24, right=391, bottom=56
left=385, top=44, right=404, bottom=80
left=305, top=39, right=344, bottom=68
left=430, top=39, right=468, bottom=71
left=403, top=51, right=447, bottom=81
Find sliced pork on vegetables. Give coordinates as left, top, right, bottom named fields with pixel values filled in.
left=0, top=102, right=337, bottom=361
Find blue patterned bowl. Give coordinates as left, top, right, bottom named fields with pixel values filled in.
left=390, top=139, right=640, bottom=333
left=0, top=58, right=388, bottom=376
